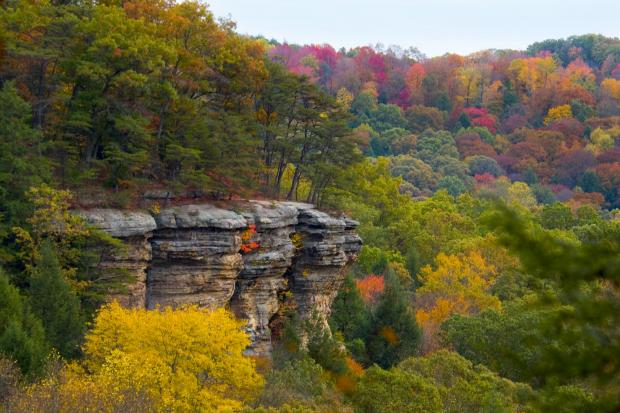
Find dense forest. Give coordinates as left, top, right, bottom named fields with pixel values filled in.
left=0, top=1, right=620, bottom=412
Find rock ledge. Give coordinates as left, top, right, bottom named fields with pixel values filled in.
left=76, top=201, right=361, bottom=355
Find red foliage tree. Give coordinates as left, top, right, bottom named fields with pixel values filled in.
left=502, top=114, right=529, bottom=134
left=356, top=275, right=385, bottom=304
left=474, top=173, right=496, bottom=186
left=597, top=148, right=620, bottom=164
left=547, top=118, right=585, bottom=142
left=462, top=107, right=497, bottom=133
left=456, top=132, right=497, bottom=158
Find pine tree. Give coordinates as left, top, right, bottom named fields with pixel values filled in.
left=0, top=82, right=51, bottom=261
left=330, top=274, right=371, bottom=341
left=0, top=270, right=48, bottom=377
left=329, top=274, right=373, bottom=364
left=29, top=242, right=84, bottom=359
left=367, top=270, right=421, bottom=368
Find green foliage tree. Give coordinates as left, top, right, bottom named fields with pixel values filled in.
left=329, top=275, right=371, bottom=362
left=366, top=271, right=421, bottom=368
left=390, top=155, right=437, bottom=193
left=531, top=184, right=557, bottom=205
left=305, top=316, right=349, bottom=375
left=436, top=175, right=468, bottom=196
left=539, top=203, right=576, bottom=230
left=256, top=62, right=360, bottom=202
left=442, top=299, right=557, bottom=384
left=398, top=350, right=533, bottom=413
left=485, top=204, right=620, bottom=410
left=404, top=105, right=446, bottom=132
left=0, top=270, right=48, bottom=377
left=351, top=366, right=442, bottom=413
left=466, top=155, right=503, bottom=177
left=416, top=130, right=459, bottom=162
left=0, top=82, right=51, bottom=262
left=350, top=92, right=378, bottom=124
left=577, top=170, right=603, bottom=193
left=367, top=103, right=407, bottom=133
left=257, top=357, right=348, bottom=411
left=29, top=242, right=84, bottom=359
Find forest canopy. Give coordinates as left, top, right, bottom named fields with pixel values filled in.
left=1, top=1, right=620, bottom=412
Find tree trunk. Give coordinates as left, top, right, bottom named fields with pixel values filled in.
left=286, top=165, right=302, bottom=200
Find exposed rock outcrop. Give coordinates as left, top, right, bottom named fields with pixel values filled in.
left=148, top=205, right=247, bottom=309
left=287, top=206, right=357, bottom=324
left=77, top=209, right=156, bottom=308
left=230, top=202, right=299, bottom=354
left=76, top=201, right=361, bottom=355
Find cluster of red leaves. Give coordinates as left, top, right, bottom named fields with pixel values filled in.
left=474, top=173, right=496, bottom=185
left=463, top=107, right=498, bottom=133
left=240, top=224, right=260, bottom=254
left=612, top=63, right=620, bottom=80
left=356, top=275, right=385, bottom=303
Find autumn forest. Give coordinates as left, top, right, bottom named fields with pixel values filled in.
left=0, top=1, right=619, bottom=412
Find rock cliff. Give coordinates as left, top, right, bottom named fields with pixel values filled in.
left=77, top=201, right=361, bottom=355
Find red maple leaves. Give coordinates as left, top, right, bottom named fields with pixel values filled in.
left=240, top=224, right=260, bottom=254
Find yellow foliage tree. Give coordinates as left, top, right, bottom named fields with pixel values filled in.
left=544, top=104, right=573, bottom=125
left=586, top=128, right=615, bottom=155
left=509, top=56, right=557, bottom=96
left=507, top=182, right=538, bottom=210
left=415, top=252, right=500, bottom=352
left=457, top=65, right=482, bottom=106
left=79, top=302, right=264, bottom=412
left=336, top=87, right=354, bottom=110
left=10, top=185, right=121, bottom=294
left=601, top=78, right=620, bottom=103
left=12, top=185, right=90, bottom=275
left=449, top=234, right=520, bottom=278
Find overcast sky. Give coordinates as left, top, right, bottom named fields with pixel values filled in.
left=207, top=0, right=620, bottom=57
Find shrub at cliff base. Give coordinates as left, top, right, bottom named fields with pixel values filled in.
left=4, top=303, right=264, bottom=412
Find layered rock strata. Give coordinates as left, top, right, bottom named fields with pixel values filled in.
left=77, top=209, right=156, bottom=308
left=287, top=206, right=351, bottom=323
left=230, top=202, right=299, bottom=354
left=76, top=201, right=361, bottom=355
left=148, top=205, right=247, bottom=309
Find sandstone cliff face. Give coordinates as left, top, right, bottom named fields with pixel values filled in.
left=77, top=201, right=361, bottom=355
left=76, top=209, right=156, bottom=308
left=148, top=205, right=247, bottom=310
left=230, top=202, right=299, bottom=354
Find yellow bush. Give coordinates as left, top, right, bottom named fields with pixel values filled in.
left=80, top=302, right=264, bottom=412
left=544, top=104, right=572, bottom=125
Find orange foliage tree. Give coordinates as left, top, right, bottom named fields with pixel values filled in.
left=355, top=275, right=385, bottom=304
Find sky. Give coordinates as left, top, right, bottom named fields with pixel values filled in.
left=207, top=0, right=620, bottom=57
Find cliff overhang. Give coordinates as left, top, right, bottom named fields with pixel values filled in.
left=76, top=201, right=362, bottom=355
